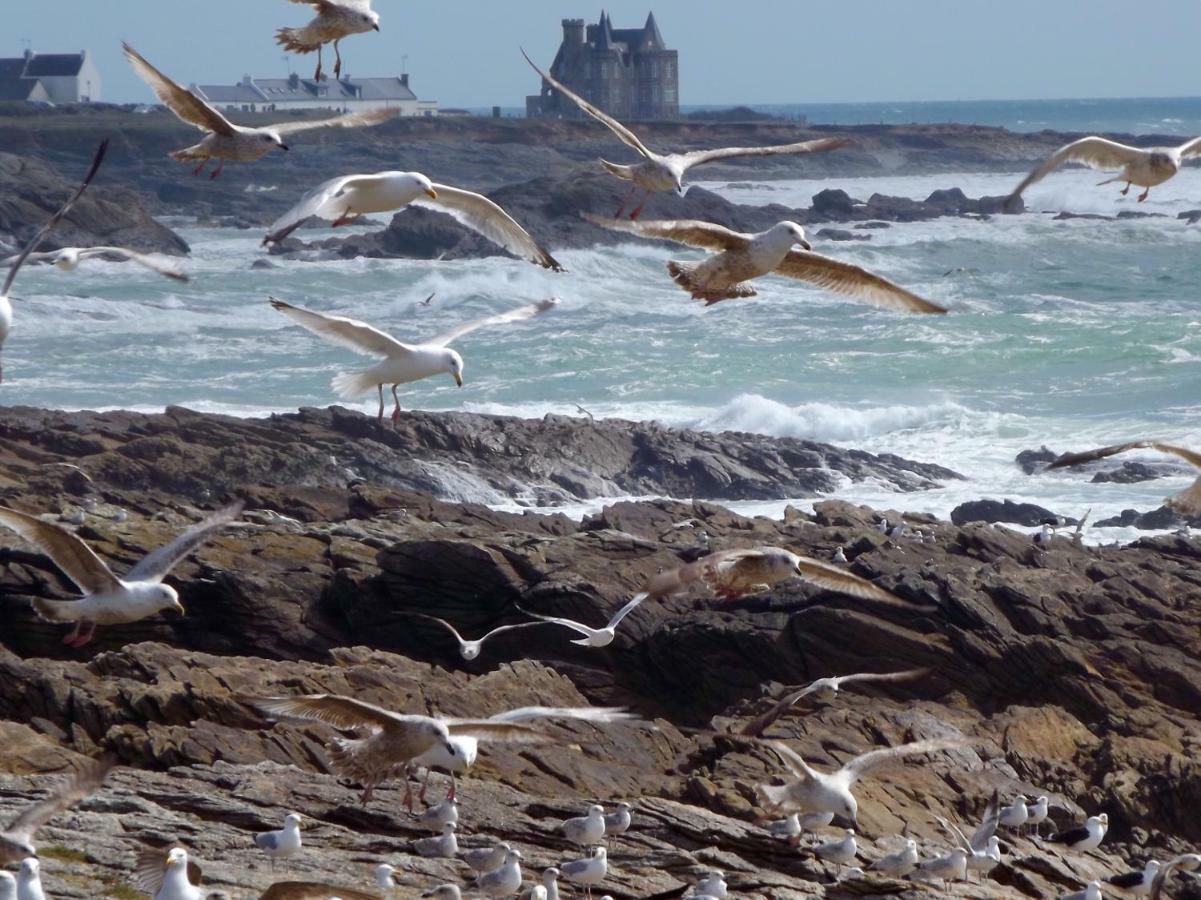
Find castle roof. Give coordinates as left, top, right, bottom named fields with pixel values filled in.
left=195, top=75, right=416, bottom=105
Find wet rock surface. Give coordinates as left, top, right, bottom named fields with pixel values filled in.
left=0, top=408, right=1200, bottom=897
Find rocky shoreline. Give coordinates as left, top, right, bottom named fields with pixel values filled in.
left=1, top=405, right=1201, bottom=898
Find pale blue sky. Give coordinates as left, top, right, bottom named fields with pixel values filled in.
left=6, top=1, right=1201, bottom=107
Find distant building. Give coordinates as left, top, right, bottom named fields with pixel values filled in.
left=527, top=11, right=678, bottom=122
left=193, top=73, right=437, bottom=117
left=0, top=49, right=101, bottom=103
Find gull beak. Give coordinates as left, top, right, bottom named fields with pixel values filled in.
left=453, top=372, right=464, bottom=387
left=373, top=24, right=380, bottom=31
left=799, top=239, right=812, bottom=251
left=424, top=187, right=439, bottom=200
left=172, top=600, right=186, bottom=616
left=279, top=143, right=290, bottom=152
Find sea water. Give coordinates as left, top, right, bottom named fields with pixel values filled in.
left=4, top=166, right=1199, bottom=543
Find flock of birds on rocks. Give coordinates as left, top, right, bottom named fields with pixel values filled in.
left=1, top=1, right=1200, bottom=898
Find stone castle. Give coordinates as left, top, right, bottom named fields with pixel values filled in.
left=526, top=11, right=679, bottom=121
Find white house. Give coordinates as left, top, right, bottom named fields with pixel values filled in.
left=0, top=50, right=101, bottom=103
left=193, top=73, right=437, bottom=117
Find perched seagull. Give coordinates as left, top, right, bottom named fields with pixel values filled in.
left=1049, top=813, right=1109, bottom=853
left=1005, top=135, right=1201, bottom=207
left=934, top=790, right=1002, bottom=878
left=0, top=755, right=115, bottom=863
left=374, top=863, right=396, bottom=890
left=0, top=502, right=242, bottom=646
left=124, top=44, right=396, bottom=178
left=1048, top=442, right=1201, bottom=517
left=559, top=847, right=607, bottom=899
left=603, top=803, right=631, bottom=841
left=0, top=873, right=13, bottom=900
left=868, top=839, right=919, bottom=877
left=423, top=886, right=462, bottom=900
left=413, top=823, right=458, bottom=858
left=812, top=828, right=858, bottom=873
left=740, top=667, right=930, bottom=737
left=832, top=547, right=848, bottom=564
left=1149, top=853, right=1201, bottom=900
left=268, top=296, right=559, bottom=424
left=277, top=0, right=380, bottom=82
left=134, top=846, right=204, bottom=900
left=766, top=812, right=804, bottom=847
left=411, top=612, right=546, bottom=661
left=538, top=868, right=561, bottom=900
left=561, top=805, right=607, bottom=846
left=523, top=50, right=848, bottom=218
left=255, top=813, right=303, bottom=868
left=642, top=546, right=911, bottom=606
left=914, top=848, right=968, bottom=889
left=1061, top=882, right=1103, bottom=900
left=478, top=849, right=523, bottom=898
left=460, top=842, right=510, bottom=879
left=0, top=246, right=188, bottom=282
left=418, top=796, right=459, bottom=832
left=15, top=859, right=44, bottom=900
left=1027, top=795, right=1050, bottom=836
left=262, top=171, right=563, bottom=273
left=583, top=214, right=946, bottom=312
left=757, top=738, right=964, bottom=827
left=249, top=694, right=558, bottom=802
left=694, top=871, right=727, bottom=899
left=0, top=139, right=108, bottom=383
left=998, top=796, right=1030, bottom=831
left=515, top=593, right=648, bottom=648
left=1106, top=860, right=1161, bottom=896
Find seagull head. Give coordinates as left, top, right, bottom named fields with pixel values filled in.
left=442, top=349, right=465, bottom=387
left=166, top=847, right=188, bottom=869
left=18, top=858, right=37, bottom=877
left=262, top=130, right=288, bottom=152
left=155, top=584, right=185, bottom=617
left=406, top=172, right=438, bottom=201
left=838, top=794, right=859, bottom=830
left=784, top=221, right=812, bottom=251
left=361, top=10, right=381, bottom=32
left=284, top=812, right=303, bottom=829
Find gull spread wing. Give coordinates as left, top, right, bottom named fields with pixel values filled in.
left=511, top=606, right=595, bottom=638
left=125, top=502, right=244, bottom=583
left=443, top=720, right=558, bottom=746
left=792, top=555, right=909, bottom=605
left=263, top=174, right=391, bottom=244
left=1048, top=441, right=1201, bottom=471
left=75, top=247, right=189, bottom=282
left=258, top=883, right=380, bottom=900
left=271, top=107, right=398, bottom=136
left=605, top=593, right=648, bottom=630
left=122, top=43, right=233, bottom=136
left=484, top=706, right=635, bottom=725
left=1168, top=477, right=1201, bottom=516
left=741, top=668, right=929, bottom=738
left=4, top=755, right=116, bottom=844
left=1178, top=136, right=1201, bottom=158
left=411, top=613, right=467, bottom=645
left=0, top=252, right=57, bottom=267
left=416, top=185, right=564, bottom=271
left=521, top=49, right=653, bottom=160
left=968, top=790, right=1001, bottom=852
left=581, top=213, right=750, bottom=252
left=3, top=140, right=108, bottom=299
left=1006, top=136, right=1147, bottom=202
left=250, top=694, right=408, bottom=731
left=774, top=250, right=948, bottom=314
left=0, top=506, right=121, bottom=595
left=429, top=298, right=559, bottom=347
left=768, top=741, right=819, bottom=782
left=841, top=738, right=964, bottom=785
left=678, top=137, right=851, bottom=170
left=934, top=814, right=973, bottom=853
left=133, top=846, right=203, bottom=894
left=269, top=297, right=415, bottom=358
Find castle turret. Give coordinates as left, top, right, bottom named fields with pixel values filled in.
left=561, top=19, right=585, bottom=47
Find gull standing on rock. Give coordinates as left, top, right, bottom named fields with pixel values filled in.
left=1027, top=795, right=1050, bottom=836
left=538, top=868, right=561, bottom=900
left=268, top=297, right=559, bottom=425
left=422, top=887, right=462, bottom=900
left=998, top=796, right=1029, bottom=831
left=478, top=849, right=523, bottom=898
left=256, top=813, right=303, bottom=869
left=1049, top=814, right=1109, bottom=853
left=460, top=842, right=510, bottom=880
left=812, top=828, right=858, bottom=874
left=374, top=863, right=396, bottom=891
left=262, top=172, right=563, bottom=272
left=1106, top=860, right=1161, bottom=896
left=1061, top=882, right=1103, bottom=900
left=516, top=594, right=648, bottom=648
left=124, top=44, right=396, bottom=178
left=411, top=613, right=546, bottom=662
left=914, top=848, right=968, bottom=889
left=1005, top=135, right=1201, bottom=207
left=418, top=796, right=459, bottom=832
left=15, top=860, right=44, bottom=900
left=522, top=50, right=848, bottom=218
left=0, top=246, right=188, bottom=282
left=603, top=803, right=631, bottom=841
left=0, top=140, right=108, bottom=383
left=868, top=839, right=919, bottom=877
left=413, top=823, right=458, bottom=859
left=0, top=502, right=242, bottom=647
left=134, top=846, right=203, bottom=900
left=277, top=0, right=380, bottom=82
left=1048, top=442, right=1201, bottom=517
left=0, top=874, right=13, bottom=900
left=583, top=214, right=947, bottom=311
left=694, top=870, right=728, bottom=899
left=0, top=755, right=115, bottom=863
left=561, top=805, right=607, bottom=846
left=560, top=847, right=607, bottom=900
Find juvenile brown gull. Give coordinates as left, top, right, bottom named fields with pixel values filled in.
left=277, top=0, right=380, bottom=82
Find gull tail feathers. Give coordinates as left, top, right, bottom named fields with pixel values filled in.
left=331, top=371, right=378, bottom=400
left=666, top=261, right=756, bottom=305
left=275, top=28, right=319, bottom=54
left=756, top=781, right=792, bottom=811
left=169, top=145, right=208, bottom=162
left=32, top=597, right=85, bottom=623
left=600, top=159, right=637, bottom=181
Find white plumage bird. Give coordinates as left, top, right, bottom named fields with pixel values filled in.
left=276, top=0, right=381, bottom=82
left=0, top=246, right=188, bottom=282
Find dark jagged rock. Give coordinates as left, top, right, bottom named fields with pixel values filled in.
left=950, top=498, right=1070, bottom=526
left=1095, top=506, right=1194, bottom=529
left=1016, top=445, right=1058, bottom=475
left=1091, top=461, right=1168, bottom=484
left=815, top=228, right=870, bottom=242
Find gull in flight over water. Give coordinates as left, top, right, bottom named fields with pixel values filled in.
left=1005, top=135, right=1201, bottom=207
left=523, top=50, right=848, bottom=218
left=262, top=170, right=564, bottom=272
left=0, top=755, right=115, bottom=864
left=0, top=140, right=108, bottom=383
left=268, top=296, right=558, bottom=423
left=0, top=502, right=242, bottom=646
left=583, top=214, right=947, bottom=311
left=516, top=593, right=649, bottom=648
left=1048, top=441, right=1201, bottom=517
left=411, top=612, right=546, bottom=661
left=1, top=246, right=188, bottom=282
left=124, top=43, right=396, bottom=178
left=277, top=0, right=380, bottom=82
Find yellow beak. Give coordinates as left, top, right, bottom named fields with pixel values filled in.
left=453, top=372, right=464, bottom=387
left=173, top=601, right=186, bottom=616
left=424, top=187, right=439, bottom=200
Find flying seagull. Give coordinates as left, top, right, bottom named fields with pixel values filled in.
left=1149, top=853, right=1201, bottom=900
left=0, top=246, right=188, bottom=283
left=515, top=593, right=648, bottom=648
left=740, top=667, right=931, bottom=737
left=124, top=43, right=397, bottom=178
left=410, top=613, right=547, bottom=661
left=0, top=503, right=242, bottom=646
left=933, top=790, right=1002, bottom=878
left=248, top=694, right=562, bottom=803
left=277, top=0, right=380, bottom=82
left=0, top=755, right=116, bottom=864
left=757, top=738, right=964, bottom=827
left=582, top=214, right=947, bottom=312
left=1005, top=135, right=1201, bottom=207
left=522, top=50, right=848, bottom=218
left=0, top=140, right=108, bottom=383
left=268, top=296, right=558, bottom=423
left=1048, top=441, right=1201, bottom=517
left=261, top=170, right=564, bottom=272
left=133, top=845, right=204, bottom=900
